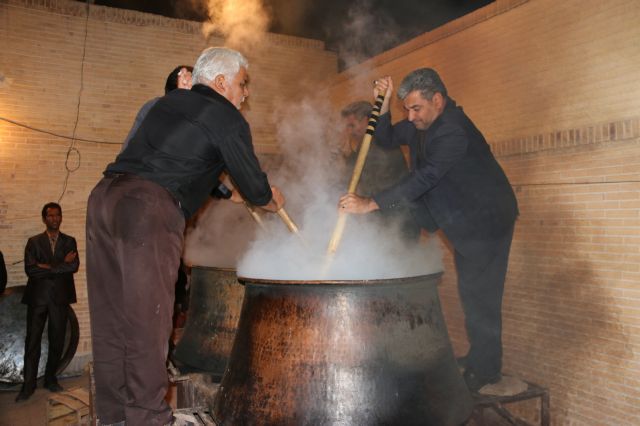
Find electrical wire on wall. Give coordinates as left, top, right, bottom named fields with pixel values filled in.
left=0, top=0, right=117, bottom=266
left=0, top=117, right=119, bottom=145
left=1, top=0, right=123, bottom=229
left=57, top=0, right=91, bottom=203
left=0, top=114, right=119, bottom=263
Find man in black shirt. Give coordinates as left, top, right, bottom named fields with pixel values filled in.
left=120, top=65, right=193, bottom=152
left=86, top=47, right=284, bottom=426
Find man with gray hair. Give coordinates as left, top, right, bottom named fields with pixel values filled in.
left=340, top=68, right=518, bottom=393
left=86, top=47, right=284, bottom=426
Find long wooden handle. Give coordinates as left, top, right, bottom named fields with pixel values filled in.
left=277, top=208, right=300, bottom=234
left=278, top=207, right=308, bottom=247
left=235, top=182, right=301, bottom=238
left=327, top=91, right=386, bottom=255
left=226, top=175, right=267, bottom=230
left=243, top=201, right=266, bottom=230
left=345, top=94, right=385, bottom=194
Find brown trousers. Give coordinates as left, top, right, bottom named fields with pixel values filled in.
left=86, top=174, right=184, bottom=425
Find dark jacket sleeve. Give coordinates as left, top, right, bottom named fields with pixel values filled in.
left=24, top=237, right=52, bottom=279
left=220, top=121, right=272, bottom=207
left=0, top=251, right=6, bottom=293
left=374, top=121, right=468, bottom=209
left=373, top=113, right=413, bottom=149
left=50, top=236, right=79, bottom=274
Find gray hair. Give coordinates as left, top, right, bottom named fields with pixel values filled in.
left=341, top=101, right=373, bottom=119
left=397, top=68, right=448, bottom=101
left=192, top=47, right=249, bottom=86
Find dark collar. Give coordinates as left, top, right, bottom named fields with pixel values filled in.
left=191, top=84, right=237, bottom=111
left=441, top=95, right=456, bottom=112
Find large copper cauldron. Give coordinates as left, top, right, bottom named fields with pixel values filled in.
left=173, top=266, right=244, bottom=381
left=213, top=273, right=473, bottom=426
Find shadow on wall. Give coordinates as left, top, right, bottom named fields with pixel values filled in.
left=505, top=188, right=633, bottom=421
left=529, top=260, right=631, bottom=417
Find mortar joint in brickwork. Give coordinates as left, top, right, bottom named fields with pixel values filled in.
left=492, top=116, right=640, bottom=158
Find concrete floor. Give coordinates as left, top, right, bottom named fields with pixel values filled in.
left=0, top=371, right=516, bottom=426
left=0, top=372, right=89, bottom=426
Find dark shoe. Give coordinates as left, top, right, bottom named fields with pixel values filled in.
left=44, top=381, right=64, bottom=392
left=463, top=368, right=501, bottom=393
left=456, top=354, right=468, bottom=370
left=15, top=388, right=34, bottom=402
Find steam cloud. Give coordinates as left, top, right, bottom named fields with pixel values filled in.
left=181, top=0, right=442, bottom=281
left=183, top=194, right=259, bottom=268
left=201, top=0, right=271, bottom=49
left=234, top=94, right=443, bottom=281
left=330, top=0, right=402, bottom=69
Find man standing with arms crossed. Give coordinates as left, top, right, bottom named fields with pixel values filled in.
left=340, top=69, right=518, bottom=393
left=86, top=47, right=284, bottom=425
left=16, top=202, right=78, bottom=402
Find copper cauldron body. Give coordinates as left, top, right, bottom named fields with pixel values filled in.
left=213, top=273, right=473, bottom=426
left=173, top=266, right=244, bottom=380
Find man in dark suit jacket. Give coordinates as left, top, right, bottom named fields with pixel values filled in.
left=340, top=69, right=518, bottom=392
left=15, top=202, right=78, bottom=402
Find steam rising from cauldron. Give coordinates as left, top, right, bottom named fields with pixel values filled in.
left=176, top=1, right=442, bottom=279
left=235, top=95, right=443, bottom=280
left=183, top=195, right=258, bottom=269
left=331, top=0, right=402, bottom=69
left=201, top=0, right=271, bottom=48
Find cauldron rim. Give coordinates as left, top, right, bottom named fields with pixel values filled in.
left=189, top=265, right=236, bottom=272
left=237, top=272, right=443, bottom=286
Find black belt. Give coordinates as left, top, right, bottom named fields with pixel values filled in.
left=103, top=171, right=184, bottom=214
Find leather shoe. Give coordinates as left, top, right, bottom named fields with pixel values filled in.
left=44, top=382, right=64, bottom=392
left=15, top=388, right=34, bottom=402
left=456, top=354, right=468, bottom=370
left=463, top=368, right=501, bottom=393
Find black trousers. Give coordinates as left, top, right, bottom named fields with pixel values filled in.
left=455, top=225, right=514, bottom=379
left=86, top=174, right=184, bottom=426
left=22, top=302, right=69, bottom=391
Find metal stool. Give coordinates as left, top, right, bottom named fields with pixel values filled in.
left=472, top=381, right=550, bottom=426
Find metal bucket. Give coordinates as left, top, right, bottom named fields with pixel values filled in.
left=173, top=266, right=244, bottom=381
left=213, top=273, right=473, bottom=426
left=0, top=286, right=79, bottom=386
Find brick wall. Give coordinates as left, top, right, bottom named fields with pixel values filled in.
left=0, top=0, right=336, bottom=362
left=328, top=0, right=639, bottom=424
left=2, top=0, right=639, bottom=423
